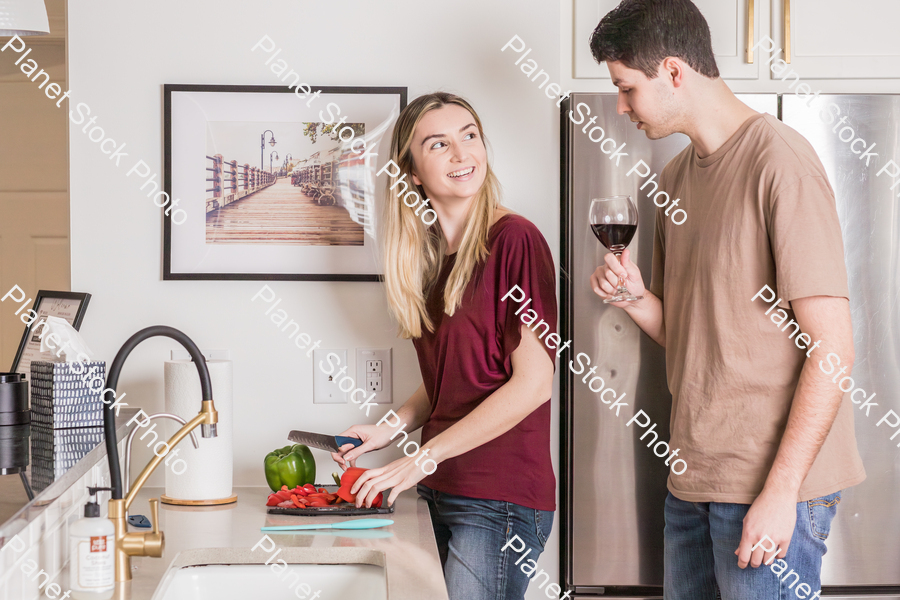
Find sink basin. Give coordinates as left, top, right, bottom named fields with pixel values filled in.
left=151, top=548, right=387, bottom=600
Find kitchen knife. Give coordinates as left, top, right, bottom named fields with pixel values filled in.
left=288, top=430, right=363, bottom=452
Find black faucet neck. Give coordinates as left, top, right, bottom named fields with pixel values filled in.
left=102, top=326, right=212, bottom=499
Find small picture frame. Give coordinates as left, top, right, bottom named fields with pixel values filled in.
left=10, top=290, right=91, bottom=377
left=163, top=84, right=407, bottom=281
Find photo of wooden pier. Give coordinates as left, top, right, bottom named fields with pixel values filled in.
left=203, top=121, right=369, bottom=246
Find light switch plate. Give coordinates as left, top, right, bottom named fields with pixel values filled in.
left=356, top=348, right=392, bottom=404
left=313, top=349, right=348, bottom=404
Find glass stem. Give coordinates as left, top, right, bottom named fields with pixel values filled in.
left=614, top=251, right=627, bottom=290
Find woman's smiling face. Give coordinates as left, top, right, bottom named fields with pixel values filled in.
left=409, top=104, right=487, bottom=206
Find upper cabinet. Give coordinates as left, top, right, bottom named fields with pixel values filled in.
left=774, top=0, right=900, bottom=79
left=571, top=0, right=900, bottom=81
left=573, top=0, right=759, bottom=80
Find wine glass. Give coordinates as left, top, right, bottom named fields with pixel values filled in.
left=590, top=195, right=643, bottom=303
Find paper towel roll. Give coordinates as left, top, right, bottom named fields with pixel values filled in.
left=164, top=359, right=234, bottom=502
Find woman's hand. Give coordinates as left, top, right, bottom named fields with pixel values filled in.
left=330, top=423, right=395, bottom=470
left=351, top=454, right=431, bottom=508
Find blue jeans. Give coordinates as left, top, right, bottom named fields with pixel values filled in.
left=664, top=490, right=842, bottom=600
left=417, top=484, right=555, bottom=600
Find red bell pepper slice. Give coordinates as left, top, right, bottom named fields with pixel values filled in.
left=302, top=483, right=317, bottom=493
left=334, top=467, right=385, bottom=507
left=266, top=493, right=281, bottom=507
left=336, top=467, right=367, bottom=502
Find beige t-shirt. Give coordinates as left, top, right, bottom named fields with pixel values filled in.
left=651, top=112, right=866, bottom=504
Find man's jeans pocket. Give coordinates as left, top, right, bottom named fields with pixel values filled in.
left=806, top=490, right=841, bottom=540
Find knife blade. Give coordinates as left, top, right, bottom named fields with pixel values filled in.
left=288, top=430, right=363, bottom=452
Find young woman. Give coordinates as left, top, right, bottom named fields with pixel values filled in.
left=331, top=92, right=557, bottom=600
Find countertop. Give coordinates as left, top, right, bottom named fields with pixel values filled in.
left=0, top=407, right=140, bottom=546
left=121, top=486, right=449, bottom=600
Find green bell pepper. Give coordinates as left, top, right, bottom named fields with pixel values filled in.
left=264, top=444, right=316, bottom=492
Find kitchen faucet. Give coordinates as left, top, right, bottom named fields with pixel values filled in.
left=123, top=413, right=199, bottom=520
left=101, top=326, right=218, bottom=582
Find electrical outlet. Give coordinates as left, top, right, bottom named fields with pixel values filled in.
left=366, top=373, right=383, bottom=392
left=357, top=348, right=392, bottom=403
left=313, top=349, right=348, bottom=404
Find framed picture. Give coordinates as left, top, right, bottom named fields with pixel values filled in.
left=163, top=84, right=407, bottom=281
left=10, top=290, right=91, bottom=377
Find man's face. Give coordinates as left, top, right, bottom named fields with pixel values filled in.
left=607, top=60, right=679, bottom=140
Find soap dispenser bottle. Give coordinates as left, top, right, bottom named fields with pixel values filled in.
left=69, top=486, right=115, bottom=599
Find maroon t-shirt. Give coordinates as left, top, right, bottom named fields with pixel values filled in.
left=413, top=213, right=557, bottom=511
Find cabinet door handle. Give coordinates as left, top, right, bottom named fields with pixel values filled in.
left=746, top=0, right=755, bottom=63
left=784, top=0, right=791, bottom=63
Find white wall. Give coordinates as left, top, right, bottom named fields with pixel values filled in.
left=68, top=0, right=561, bottom=597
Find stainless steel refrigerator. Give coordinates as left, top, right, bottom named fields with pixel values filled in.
left=560, top=93, right=900, bottom=599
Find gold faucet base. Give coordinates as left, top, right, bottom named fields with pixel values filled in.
left=110, top=398, right=217, bottom=581
left=110, top=498, right=165, bottom=581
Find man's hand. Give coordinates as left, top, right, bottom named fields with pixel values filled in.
left=588, top=248, right=666, bottom=346
left=590, top=248, right=646, bottom=307
left=351, top=454, right=430, bottom=507
left=735, top=489, right=797, bottom=568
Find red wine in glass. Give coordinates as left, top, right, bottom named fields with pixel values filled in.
left=590, top=196, right=643, bottom=303
left=590, top=223, right=637, bottom=251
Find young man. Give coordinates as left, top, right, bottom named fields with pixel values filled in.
left=587, top=1, right=865, bottom=598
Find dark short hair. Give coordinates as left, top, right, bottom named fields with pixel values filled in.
left=589, top=0, right=719, bottom=79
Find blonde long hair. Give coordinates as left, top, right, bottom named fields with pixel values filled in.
left=382, top=92, right=503, bottom=339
